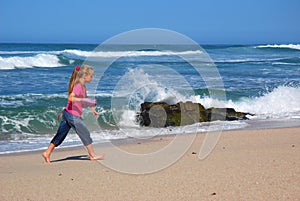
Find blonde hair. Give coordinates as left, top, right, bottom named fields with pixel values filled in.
left=68, top=64, right=94, bottom=95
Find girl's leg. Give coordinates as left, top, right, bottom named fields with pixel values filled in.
left=42, top=143, right=55, bottom=164
left=72, top=117, right=104, bottom=160
left=86, top=144, right=105, bottom=160
left=42, top=113, right=71, bottom=163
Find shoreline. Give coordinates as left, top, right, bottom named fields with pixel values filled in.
left=1, top=118, right=300, bottom=156
left=1, top=126, right=300, bottom=200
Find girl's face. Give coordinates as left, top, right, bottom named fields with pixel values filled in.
left=84, top=71, right=94, bottom=83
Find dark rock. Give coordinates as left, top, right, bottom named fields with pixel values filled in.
left=137, top=101, right=251, bottom=127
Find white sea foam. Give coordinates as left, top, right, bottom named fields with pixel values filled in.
left=235, top=86, right=300, bottom=116
left=214, top=57, right=286, bottom=64
left=63, top=49, right=202, bottom=58
left=112, top=68, right=300, bottom=124
left=0, top=50, right=62, bottom=55
left=112, top=68, right=300, bottom=134
left=0, top=93, right=68, bottom=107
left=191, top=86, right=300, bottom=119
left=112, top=68, right=188, bottom=104
left=0, top=54, right=64, bottom=69
left=0, top=49, right=203, bottom=69
left=0, top=49, right=202, bottom=57
left=255, top=44, right=300, bottom=50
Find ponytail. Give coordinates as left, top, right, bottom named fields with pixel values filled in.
left=68, top=67, right=79, bottom=95
left=68, top=65, right=94, bottom=95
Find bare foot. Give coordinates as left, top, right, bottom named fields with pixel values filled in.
left=42, top=152, right=51, bottom=164
left=90, top=153, right=105, bottom=161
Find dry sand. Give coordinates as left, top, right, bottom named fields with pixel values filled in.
left=1, top=127, right=300, bottom=201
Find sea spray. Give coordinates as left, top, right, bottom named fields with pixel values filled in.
left=190, top=86, right=300, bottom=119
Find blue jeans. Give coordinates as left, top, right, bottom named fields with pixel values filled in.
left=51, top=110, right=93, bottom=146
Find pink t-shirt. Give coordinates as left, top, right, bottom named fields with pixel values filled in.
left=65, top=83, right=87, bottom=117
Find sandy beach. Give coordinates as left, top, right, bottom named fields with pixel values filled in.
left=1, top=127, right=300, bottom=201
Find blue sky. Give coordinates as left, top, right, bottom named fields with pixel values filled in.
left=1, top=0, right=300, bottom=44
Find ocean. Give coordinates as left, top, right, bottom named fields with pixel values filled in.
left=0, top=43, right=300, bottom=154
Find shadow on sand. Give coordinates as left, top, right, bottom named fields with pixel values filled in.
left=51, top=155, right=90, bottom=163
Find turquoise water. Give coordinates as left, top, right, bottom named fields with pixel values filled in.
left=0, top=43, right=299, bottom=153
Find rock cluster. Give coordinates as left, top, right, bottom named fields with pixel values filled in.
left=137, top=101, right=250, bottom=127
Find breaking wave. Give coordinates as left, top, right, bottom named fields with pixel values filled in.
left=255, top=44, right=300, bottom=51
left=0, top=49, right=202, bottom=70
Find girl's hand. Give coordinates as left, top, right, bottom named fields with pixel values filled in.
left=91, top=107, right=99, bottom=118
left=81, top=98, right=97, bottom=107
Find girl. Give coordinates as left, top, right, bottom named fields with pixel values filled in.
left=42, top=65, right=104, bottom=163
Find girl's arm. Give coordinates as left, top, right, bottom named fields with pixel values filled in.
left=68, top=92, right=82, bottom=102
left=90, top=107, right=99, bottom=117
